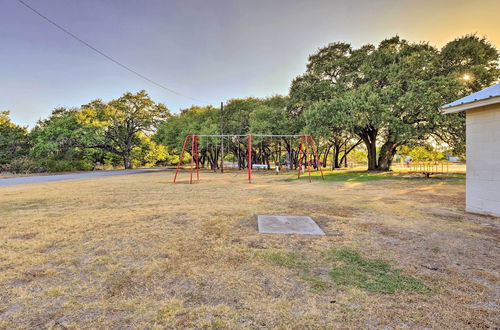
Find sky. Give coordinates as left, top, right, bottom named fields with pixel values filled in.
left=1, top=0, right=499, bottom=128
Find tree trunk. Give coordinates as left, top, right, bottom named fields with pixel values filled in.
left=344, top=143, right=348, bottom=167
left=123, top=137, right=134, bottom=169
left=123, top=153, right=132, bottom=169
left=339, top=153, right=347, bottom=168
left=359, top=128, right=378, bottom=170
left=376, top=141, right=398, bottom=171
left=333, top=145, right=340, bottom=168
left=322, top=148, right=330, bottom=168
left=324, top=137, right=360, bottom=169
left=362, top=138, right=377, bottom=170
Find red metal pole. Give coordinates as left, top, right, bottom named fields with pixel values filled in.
left=189, top=134, right=195, bottom=184
left=297, top=135, right=305, bottom=179
left=173, top=135, right=190, bottom=183
left=309, top=135, right=324, bottom=181
left=247, top=134, right=252, bottom=183
left=305, top=135, right=312, bottom=183
left=194, top=135, right=200, bottom=181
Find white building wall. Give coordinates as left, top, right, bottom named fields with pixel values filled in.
left=466, top=104, right=500, bottom=217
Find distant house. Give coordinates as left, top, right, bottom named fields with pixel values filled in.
left=441, top=83, right=500, bottom=217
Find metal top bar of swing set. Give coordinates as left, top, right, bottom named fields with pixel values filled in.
left=173, top=134, right=324, bottom=184
left=186, top=134, right=304, bottom=137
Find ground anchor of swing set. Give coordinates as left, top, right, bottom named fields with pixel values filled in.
left=173, top=134, right=324, bottom=184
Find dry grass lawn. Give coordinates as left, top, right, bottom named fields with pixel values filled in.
left=0, top=169, right=498, bottom=328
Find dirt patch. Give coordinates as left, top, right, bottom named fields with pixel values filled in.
left=412, top=192, right=464, bottom=207
left=470, top=226, right=500, bottom=243
left=20, top=268, right=48, bottom=282
left=234, top=215, right=258, bottom=232
left=312, top=216, right=343, bottom=236
left=105, top=269, right=150, bottom=298
left=288, top=202, right=358, bottom=218
left=355, top=222, right=401, bottom=238
left=10, top=232, right=38, bottom=240
left=426, top=207, right=466, bottom=221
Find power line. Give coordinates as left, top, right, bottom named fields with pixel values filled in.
left=16, top=0, right=203, bottom=102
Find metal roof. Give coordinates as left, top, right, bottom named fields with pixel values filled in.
left=441, top=83, right=500, bottom=112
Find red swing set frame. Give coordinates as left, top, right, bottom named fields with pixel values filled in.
left=173, top=134, right=324, bottom=184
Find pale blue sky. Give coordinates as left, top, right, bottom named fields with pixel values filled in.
left=1, top=0, right=499, bottom=127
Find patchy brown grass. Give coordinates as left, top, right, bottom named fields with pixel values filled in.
left=0, top=169, right=498, bottom=328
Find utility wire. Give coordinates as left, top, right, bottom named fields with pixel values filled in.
left=16, top=0, right=203, bottom=102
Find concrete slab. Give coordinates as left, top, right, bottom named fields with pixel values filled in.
left=257, top=215, right=325, bottom=235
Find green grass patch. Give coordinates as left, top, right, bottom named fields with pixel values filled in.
left=259, top=250, right=330, bottom=292
left=259, top=248, right=429, bottom=295
left=328, top=248, right=429, bottom=294
left=287, top=170, right=465, bottom=183
left=258, top=250, right=309, bottom=272
left=302, top=276, right=331, bottom=292
left=288, top=170, right=408, bottom=182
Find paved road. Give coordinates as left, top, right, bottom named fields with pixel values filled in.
left=0, top=169, right=163, bottom=187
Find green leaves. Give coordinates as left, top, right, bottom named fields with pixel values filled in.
left=79, top=90, right=171, bottom=168
left=155, top=96, right=293, bottom=151
left=155, top=105, right=219, bottom=152
left=290, top=35, right=499, bottom=169
left=27, top=91, right=171, bottom=170
left=0, top=111, right=30, bottom=171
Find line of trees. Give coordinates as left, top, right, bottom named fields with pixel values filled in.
left=1, top=91, right=172, bottom=172
left=1, top=35, right=498, bottom=173
left=154, top=96, right=298, bottom=170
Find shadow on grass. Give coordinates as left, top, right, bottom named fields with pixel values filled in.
left=286, top=170, right=465, bottom=183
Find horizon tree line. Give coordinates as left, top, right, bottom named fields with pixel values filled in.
left=1, top=34, right=498, bottom=173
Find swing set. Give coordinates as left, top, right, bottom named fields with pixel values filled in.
left=173, top=134, right=324, bottom=184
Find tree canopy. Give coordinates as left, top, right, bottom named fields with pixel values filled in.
left=290, top=35, right=499, bottom=170
left=79, top=90, right=170, bottom=168
left=0, top=111, right=30, bottom=172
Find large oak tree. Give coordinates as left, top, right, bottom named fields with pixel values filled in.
left=79, top=90, right=170, bottom=169
left=290, top=35, right=499, bottom=170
